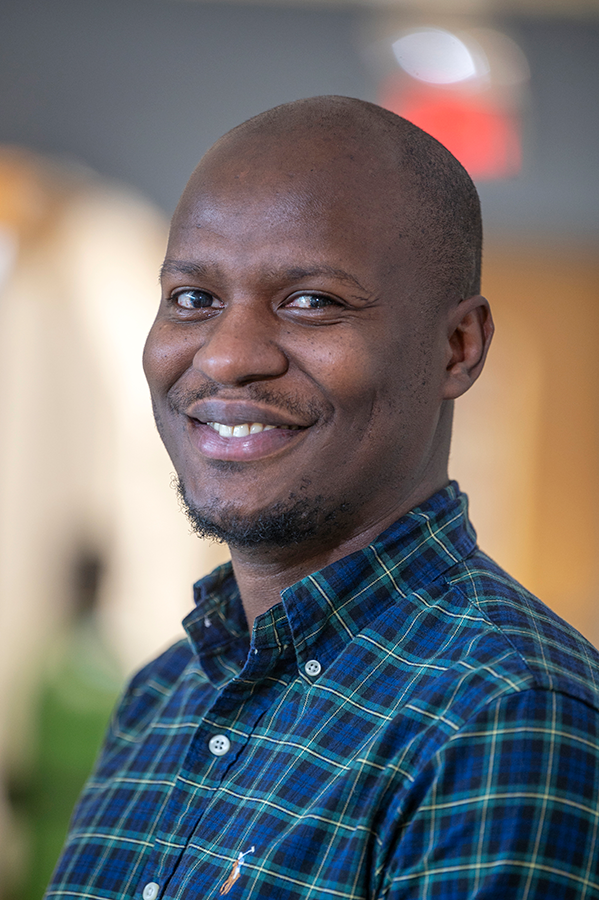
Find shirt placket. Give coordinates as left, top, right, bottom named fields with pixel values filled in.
left=136, top=615, right=294, bottom=900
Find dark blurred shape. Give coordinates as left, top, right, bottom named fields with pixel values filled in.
left=73, top=550, right=103, bottom=617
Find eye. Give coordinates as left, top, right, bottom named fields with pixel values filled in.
left=172, top=289, right=223, bottom=310
left=285, top=292, right=341, bottom=310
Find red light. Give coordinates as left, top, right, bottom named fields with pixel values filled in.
left=379, top=79, right=521, bottom=180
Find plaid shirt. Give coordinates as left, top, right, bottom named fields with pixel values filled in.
left=47, top=483, right=599, bottom=899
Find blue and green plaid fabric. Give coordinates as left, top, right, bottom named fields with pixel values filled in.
left=47, top=483, right=599, bottom=899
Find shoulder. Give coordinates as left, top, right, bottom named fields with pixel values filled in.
left=360, top=545, right=599, bottom=740
left=108, top=637, right=203, bottom=741
left=445, top=548, right=599, bottom=710
left=127, top=636, right=196, bottom=691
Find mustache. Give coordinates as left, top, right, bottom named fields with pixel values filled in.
left=166, top=380, right=330, bottom=422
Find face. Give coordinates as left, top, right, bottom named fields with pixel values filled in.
left=143, top=135, right=455, bottom=552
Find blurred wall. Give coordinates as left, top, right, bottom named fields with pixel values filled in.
left=0, top=152, right=230, bottom=897
left=451, top=244, right=599, bottom=646
left=0, top=0, right=375, bottom=214
left=477, top=15, right=599, bottom=241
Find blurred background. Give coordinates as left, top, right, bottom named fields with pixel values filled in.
left=0, top=0, right=598, bottom=896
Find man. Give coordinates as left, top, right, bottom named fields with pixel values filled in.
left=47, top=97, right=599, bottom=899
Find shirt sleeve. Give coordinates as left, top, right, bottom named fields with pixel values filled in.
left=383, top=688, right=599, bottom=899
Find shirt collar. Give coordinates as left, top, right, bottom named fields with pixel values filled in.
left=183, top=482, right=477, bottom=685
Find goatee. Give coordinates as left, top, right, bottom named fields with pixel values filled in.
left=174, top=477, right=351, bottom=550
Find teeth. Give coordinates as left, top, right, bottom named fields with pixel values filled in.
left=207, top=421, right=284, bottom=437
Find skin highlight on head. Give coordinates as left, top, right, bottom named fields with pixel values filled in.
left=143, top=96, right=493, bottom=629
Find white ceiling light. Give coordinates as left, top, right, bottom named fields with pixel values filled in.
left=392, top=27, right=488, bottom=84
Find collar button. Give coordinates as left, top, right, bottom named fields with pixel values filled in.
left=209, top=734, right=231, bottom=756
left=304, top=659, right=322, bottom=678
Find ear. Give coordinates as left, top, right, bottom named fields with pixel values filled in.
left=443, top=295, right=494, bottom=400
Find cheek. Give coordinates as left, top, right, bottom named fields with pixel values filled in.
left=302, top=339, right=378, bottom=432
left=367, top=336, right=444, bottom=438
left=143, top=321, right=194, bottom=396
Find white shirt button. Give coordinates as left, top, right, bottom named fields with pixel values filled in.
left=304, top=659, right=322, bottom=677
left=208, top=733, right=231, bottom=756
left=142, top=883, right=160, bottom=900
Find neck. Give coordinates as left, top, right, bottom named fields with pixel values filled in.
left=230, top=469, right=449, bottom=633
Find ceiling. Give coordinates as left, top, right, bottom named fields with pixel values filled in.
left=176, top=0, right=599, bottom=13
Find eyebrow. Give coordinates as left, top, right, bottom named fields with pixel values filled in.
left=160, top=260, right=216, bottom=281
left=160, top=259, right=370, bottom=296
left=275, top=265, right=370, bottom=295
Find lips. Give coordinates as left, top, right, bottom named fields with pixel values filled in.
left=183, top=400, right=311, bottom=462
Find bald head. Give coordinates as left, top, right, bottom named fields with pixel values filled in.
left=180, top=96, right=482, bottom=308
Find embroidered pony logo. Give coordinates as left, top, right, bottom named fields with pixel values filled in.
left=219, top=846, right=255, bottom=895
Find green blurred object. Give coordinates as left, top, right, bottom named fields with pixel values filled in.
left=14, top=611, right=122, bottom=900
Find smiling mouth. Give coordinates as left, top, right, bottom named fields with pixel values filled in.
left=206, top=421, right=303, bottom=437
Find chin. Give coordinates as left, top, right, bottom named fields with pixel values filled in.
left=175, top=477, right=352, bottom=550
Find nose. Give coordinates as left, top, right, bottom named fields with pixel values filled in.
left=193, top=303, right=289, bottom=386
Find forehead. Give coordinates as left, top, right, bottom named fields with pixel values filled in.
left=168, top=132, right=417, bottom=280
